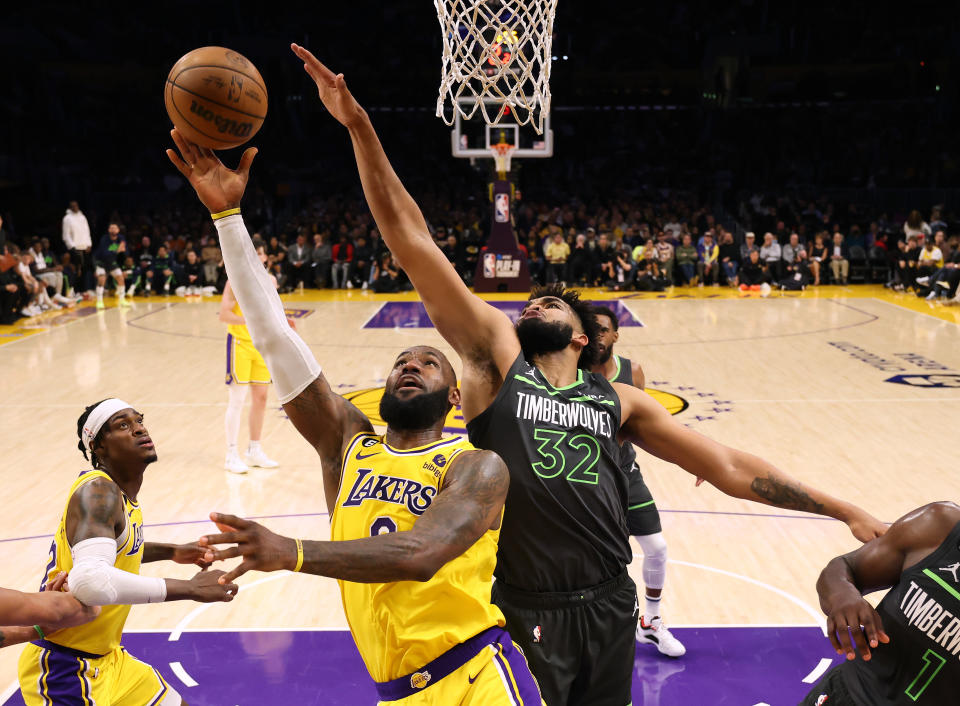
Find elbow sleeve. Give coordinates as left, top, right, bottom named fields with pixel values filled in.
left=70, top=538, right=166, bottom=606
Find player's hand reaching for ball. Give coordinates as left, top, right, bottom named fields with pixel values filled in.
left=166, top=129, right=257, bottom=214
left=291, top=44, right=366, bottom=129
left=198, top=512, right=298, bottom=584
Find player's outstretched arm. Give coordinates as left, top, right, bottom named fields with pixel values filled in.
left=817, top=502, right=960, bottom=661
left=616, top=383, right=887, bottom=542
left=167, top=130, right=374, bottom=507
left=200, top=450, right=509, bottom=584
left=290, top=45, right=519, bottom=387
left=64, top=479, right=237, bottom=606
left=0, top=573, right=99, bottom=648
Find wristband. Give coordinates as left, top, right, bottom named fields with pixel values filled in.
left=33, top=625, right=45, bottom=640
left=293, top=538, right=304, bottom=573
left=210, top=207, right=241, bottom=221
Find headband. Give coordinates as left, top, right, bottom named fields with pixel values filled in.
left=81, top=399, right=135, bottom=453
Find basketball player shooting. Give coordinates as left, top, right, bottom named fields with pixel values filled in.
left=166, top=130, right=545, bottom=705
left=289, top=43, right=887, bottom=706
left=801, top=501, right=960, bottom=705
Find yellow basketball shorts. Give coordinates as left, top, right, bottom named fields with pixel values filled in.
left=226, top=333, right=271, bottom=385
left=378, top=636, right=545, bottom=706
left=18, top=642, right=180, bottom=705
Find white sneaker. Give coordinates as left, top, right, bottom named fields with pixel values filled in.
left=245, top=447, right=279, bottom=468
left=225, top=453, right=249, bottom=474
left=361, top=281, right=368, bottom=291
left=346, top=280, right=354, bottom=289
left=916, top=276, right=930, bottom=286
left=126, top=284, right=136, bottom=297
left=637, top=616, right=686, bottom=658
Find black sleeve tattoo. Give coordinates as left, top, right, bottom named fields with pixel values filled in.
left=750, top=474, right=825, bottom=514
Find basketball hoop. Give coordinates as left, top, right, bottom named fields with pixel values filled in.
left=490, top=142, right=516, bottom=176
left=435, top=0, right=558, bottom=135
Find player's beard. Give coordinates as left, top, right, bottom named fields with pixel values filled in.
left=595, top=344, right=614, bottom=365
left=516, top=317, right=574, bottom=360
left=380, top=387, right=452, bottom=431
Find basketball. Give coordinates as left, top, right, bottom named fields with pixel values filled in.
left=164, top=46, right=267, bottom=150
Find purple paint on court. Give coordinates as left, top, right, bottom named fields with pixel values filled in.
left=3, top=627, right=834, bottom=705
left=364, top=300, right=643, bottom=328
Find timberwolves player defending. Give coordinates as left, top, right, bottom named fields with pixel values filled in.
left=591, top=306, right=685, bottom=658
left=291, top=43, right=886, bottom=706
left=166, top=131, right=544, bottom=706
left=17, top=399, right=237, bottom=705
left=802, top=501, right=960, bottom=705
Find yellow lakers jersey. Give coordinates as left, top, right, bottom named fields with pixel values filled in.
left=39, top=470, right=145, bottom=655
left=226, top=301, right=251, bottom=341
left=332, top=433, right=505, bottom=682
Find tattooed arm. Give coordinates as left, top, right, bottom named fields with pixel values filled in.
left=616, top=383, right=886, bottom=542
left=199, top=450, right=509, bottom=583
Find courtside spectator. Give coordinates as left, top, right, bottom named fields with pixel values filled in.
left=808, top=234, right=829, bottom=286
left=903, top=209, right=931, bottom=242
left=311, top=233, right=332, bottom=288
left=567, top=233, right=593, bottom=286
left=760, top=232, right=782, bottom=282
left=655, top=231, right=675, bottom=284
left=545, top=231, right=570, bottom=283
left=675, top=233, right=698, bottom=285
left=331, top=233, right=353, bottom=289
left=738, top=249, right=765, bottom=289
left=740, top=231, right=759, bottom=261
left=829, top=232, right=850, bottom=285
left=287, top=233, right=313, bottom=290
left=718, top=230, right=739, bottom=286
left=697, top=231, right=720, bottom=285
left=595, top=233, right=617, bottom=286
left=62, top=201, right=93, bottom=293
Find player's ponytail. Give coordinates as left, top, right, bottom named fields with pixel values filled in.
left=76, top=399, right=110, bottom=469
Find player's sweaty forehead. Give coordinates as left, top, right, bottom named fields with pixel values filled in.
left=520, top=296, right=569, bottom=314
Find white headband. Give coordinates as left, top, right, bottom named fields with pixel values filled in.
left=82, top=399, right=135, bottom=453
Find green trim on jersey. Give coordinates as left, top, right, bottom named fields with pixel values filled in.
left=513, top=369, right=585, bottom=396
left=922, top=568, right=960, bottom=604
left=607, top=355, right=623, bottom=383
left=628, top=499, right=656, bottom=510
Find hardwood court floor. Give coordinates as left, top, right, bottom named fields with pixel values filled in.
left=0, top=284, right=958, bottom=703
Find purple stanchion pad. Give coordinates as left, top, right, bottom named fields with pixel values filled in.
left=3, top=627, right=835, bottom=705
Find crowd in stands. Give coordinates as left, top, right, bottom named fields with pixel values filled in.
left=1, top=191, right=958, bottom=326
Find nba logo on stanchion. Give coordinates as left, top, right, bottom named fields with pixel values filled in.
left=495, top=193, right=509, bottom=222
left=483, top=253, right=496, bottom=278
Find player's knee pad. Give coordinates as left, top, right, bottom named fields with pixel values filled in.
left=634, top=532, right=668, bottom=590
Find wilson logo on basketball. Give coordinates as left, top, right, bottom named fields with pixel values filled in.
left=188, top=100, right=254, bottom=138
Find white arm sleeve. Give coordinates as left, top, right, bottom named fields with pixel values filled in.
left=69, top=537, right=166, bottom=606
left=214, top=214, right=322, bottom=403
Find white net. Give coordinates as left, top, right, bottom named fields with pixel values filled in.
left=435, top=0, right=558, bottom=135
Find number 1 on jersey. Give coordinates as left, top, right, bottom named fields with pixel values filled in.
left=905, top=649, right=946, bottom=701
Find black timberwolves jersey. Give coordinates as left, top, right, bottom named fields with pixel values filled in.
left=609, top=355, right=638, bottom=474
left=466, top=354, right=631, bottom=592
left=839, top=521, right=960, bottom=704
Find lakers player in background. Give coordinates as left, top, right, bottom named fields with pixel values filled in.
left=220, top=246, right=287, bottom=474
left=17, top=399, right=238, bottom=705
left=166, top=129, right=544, bottom=705
left=801, top=501, right=960, bottom=705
